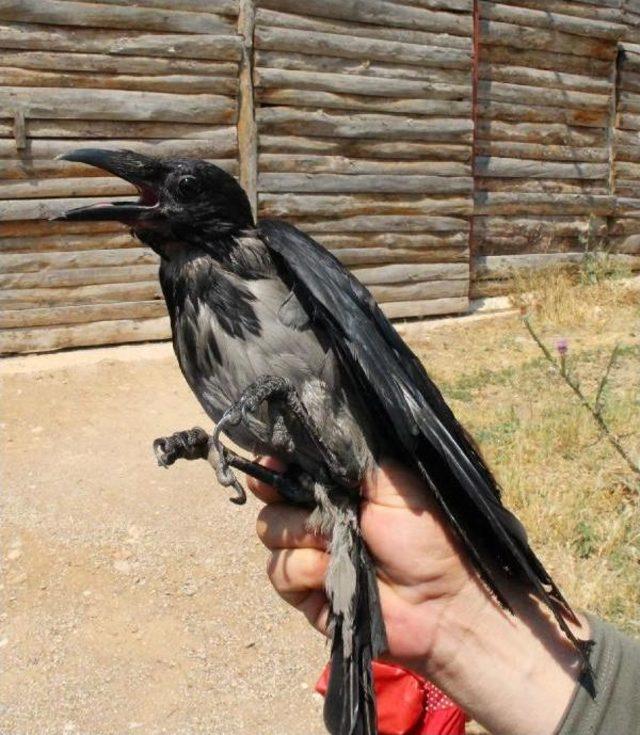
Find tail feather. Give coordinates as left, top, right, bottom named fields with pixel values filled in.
left=324, top=528, right=385, bottom=735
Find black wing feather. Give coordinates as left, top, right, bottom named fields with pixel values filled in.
left=259, top=218, right=585, bottom=657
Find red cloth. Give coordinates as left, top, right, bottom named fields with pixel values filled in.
left=316, top=661, right=467, bottom=735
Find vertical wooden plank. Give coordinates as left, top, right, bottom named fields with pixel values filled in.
left=238, top=0, right=258, bottom=219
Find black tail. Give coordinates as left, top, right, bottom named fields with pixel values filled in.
left=323, top=530, right=387, bottom=735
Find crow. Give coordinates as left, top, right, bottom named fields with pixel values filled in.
left=56, top=149, right=592, bottom=735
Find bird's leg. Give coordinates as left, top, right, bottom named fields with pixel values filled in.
left=153, top=427, right=209, bottom=467
left=211, top=375, right=353, bottom=491
left=217, top=447, right=315, bottom=507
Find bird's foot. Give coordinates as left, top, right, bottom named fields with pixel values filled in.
left=153, top=427, right=209, bottom=467
left=207, top=443, right=247, bottom=505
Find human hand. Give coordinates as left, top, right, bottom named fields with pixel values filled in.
left=249, top=458, right=485, bottom=676
left=249, top=458, right=587, bottom=735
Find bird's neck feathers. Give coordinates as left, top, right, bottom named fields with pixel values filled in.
left=140, top=226, right=273, bottom=279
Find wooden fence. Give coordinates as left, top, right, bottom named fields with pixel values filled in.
left=1, top=0, right=639, bottom=354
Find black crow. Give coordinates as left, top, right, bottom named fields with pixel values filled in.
left=56, top=149, right=592, bottom=735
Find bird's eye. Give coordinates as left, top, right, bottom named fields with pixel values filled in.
left=176, top=175, right=202, bottom=199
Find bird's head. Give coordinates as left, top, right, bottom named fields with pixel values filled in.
left=55, top=148, right=254, bottom=257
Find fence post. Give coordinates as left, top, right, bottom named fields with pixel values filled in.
left=237, top=0, right=257, bottom=220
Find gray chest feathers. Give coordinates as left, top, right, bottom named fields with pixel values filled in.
left=170, top=252, right=374, bottom=480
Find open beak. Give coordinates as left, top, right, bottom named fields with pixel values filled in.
left=53, top=148, right=166, bottom=223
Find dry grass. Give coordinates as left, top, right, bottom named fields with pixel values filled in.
left=411, top=270, right=640, bottom=636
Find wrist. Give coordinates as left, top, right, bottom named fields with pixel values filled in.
left=419, top=576, right=588, bottom=735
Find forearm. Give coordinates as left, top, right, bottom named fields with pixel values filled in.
left=417, top=578, right=588, bottom=735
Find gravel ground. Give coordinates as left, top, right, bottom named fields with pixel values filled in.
left=1, top=343, right=329, bottom=735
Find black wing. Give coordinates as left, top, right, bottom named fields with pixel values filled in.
left=258, top=218, right=585, bottom=656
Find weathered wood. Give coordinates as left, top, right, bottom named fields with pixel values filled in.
left=0, top=265, right=159, bottom=290
left=480, top=20, right=619, bottom=60
left=620, top=91, right=640, bottom=114
left=381, top=296, right=468, bottom=318
left=255, top=8, right=472, bottom=49
left=473, top=216, right=608, bottom=241
left=619, top=70, right=640, bottom=94
left=0, top=232, right=136, bottom=253
left=259, top=136, right=472, bottom=161
left=317, top=232, right=470, bottom=249
left=477, top=100, right=609, bottom=128
left=0, top=67, right=239, bottom=96
left=478, top=62, right=611, bottom=94
left=255, top=50, right=470, bottom=85
left=0, top=0, right=236, bottom=35
left=332, top=245, right=468, bottom=266
left=302, top=215, right=469, bottom=233
left=369, top=279, right=468, bottom=302
left=0, top=248, right=158, bottom=274
left=0, top=155, right=238, bottom=181
left=254, top=67, right=470, bottom=99
left=351, top=262, right=467, bottom=285
left=256, top=108, right=473, bottom=141
left=615, top=181, right=640, bottom=197
left=0, top=220, right=124, bottom=239
left=0, top=301, right=166, bottom=329
left=259, top=88, right=472, bottom=116
left=616, top=161, right=640, bottom=178
left=56, top=0, right=239, bottom=15
left=0, top=51, right=238, bottom=77
left=475, top=178, right=609, bottom=194
left=255, top=27, right=472, bottom=69
left=618, top=112, right=640, bottom=131
left=475, top=120, right=605, bottom=146
left=386, top=0, right=472, bottom=11
left=0, top=197, right=130, bottom=222
left=0, top=169, right=237, bottom=199
left=477, top=81, right=609, bottom=111
left=474, top=192, right=615, bottom=215
left=238, top=0, right=257, bottom=217
left=0, top=125, right=237, bottom=151
left=0, top=317, right=171, bottom=355
left=475, top=141, right=608, bottom=162
left=490, top=0, right=622, bottom=23
left=0, top=119, right=239, bottom=142
left=0, top=87, right=237, bottom=124
left=258, top=193, right=473, bottom=217
left=482, top=45, right=612, bottom=77
left=610, top=233, right=640, bottom=253
left=0, top=24, right=242, bottom=61
left=257, top=0, right=473, bottom=36
left=474, top=157, right=608, bottom=179
left=258, top=173, right=472, bottom=194
left=474, top=252, right=640, bottom=280
left=475, top=236, right=589, bottom=256
left=0, top=281, right=161, bottom=309
left=258, top=156, right=471, bottom=176
left=13, top=108, right=26, bottom=150
left=479, top=2, right=626, bottom=40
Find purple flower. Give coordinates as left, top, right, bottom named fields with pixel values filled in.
left=556, top=338, right=569, bottom=356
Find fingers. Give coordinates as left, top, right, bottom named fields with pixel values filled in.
left=257, top=503, right=326, bottom=551
left=256, top=498, right=330, bottom=635
left=246, top=456, right=287, bottom=504
left=266, top=549, right=329, bottom=633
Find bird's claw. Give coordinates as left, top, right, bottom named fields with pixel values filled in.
left=207, top=444, right=247, bottom=505
left=153, top=436, right=178, bottom=468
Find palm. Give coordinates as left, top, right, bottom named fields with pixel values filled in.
left=360, top=463, right=481, bottom=672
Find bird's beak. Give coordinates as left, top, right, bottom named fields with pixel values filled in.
left=53, top=148, right=166, bottom=223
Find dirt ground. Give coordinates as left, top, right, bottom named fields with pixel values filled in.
left=1, top=342, right=329, bottom=735
left=2, top=279, right=637, bottom=735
